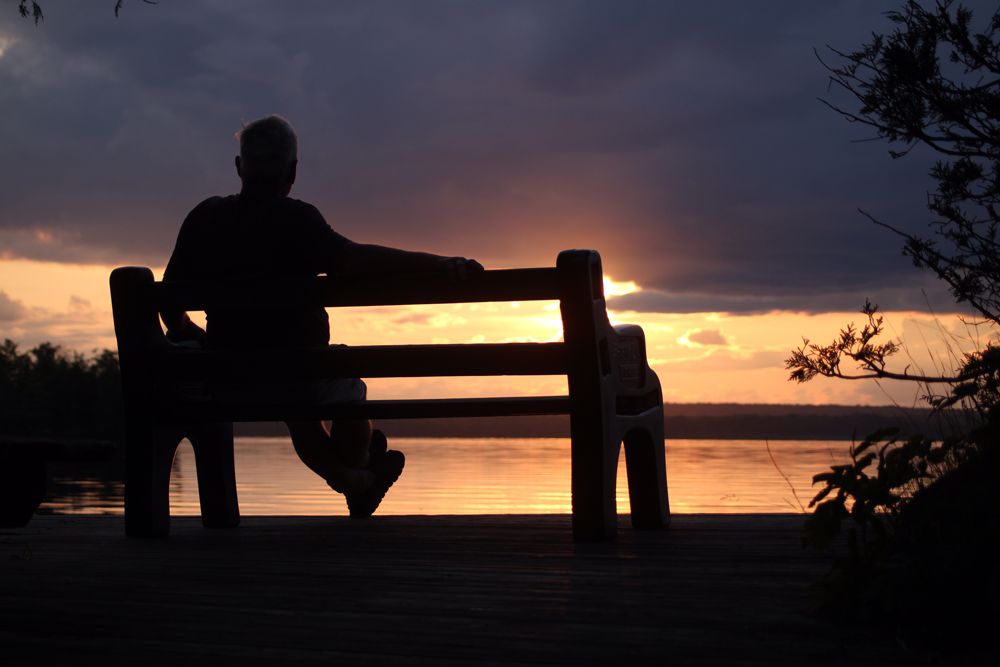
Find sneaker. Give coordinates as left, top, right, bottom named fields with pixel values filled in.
left=346, top=449, right=405, bottom=519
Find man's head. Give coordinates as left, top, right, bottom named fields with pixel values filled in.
left=235, top=115, right=298, bottom=195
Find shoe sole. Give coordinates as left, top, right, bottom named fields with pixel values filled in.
left=347, top=449, right=405, bottom=519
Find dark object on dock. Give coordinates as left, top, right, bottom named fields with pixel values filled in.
left=0, top=514, right=918, bottom=666
left=0, top=436, right=116, bottom=527
left=110, top=249, right=669, bottom=541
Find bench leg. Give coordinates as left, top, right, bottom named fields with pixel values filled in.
left=188, top=422, right=240, bottom=529
left=623, top=426, right=670, bottom=529
left=126, top=422, right=183, bottom=538
left=571, top=428, right=620, bottom=541
left=0, top=455, right=47, bottom=528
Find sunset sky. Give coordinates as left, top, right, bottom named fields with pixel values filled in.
left=1, top=1, right=993, bottom=406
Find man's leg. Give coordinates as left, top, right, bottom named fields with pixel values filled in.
left=286, top=419, right=373, bottom=496
left=328, top=418, right=373, bottom=469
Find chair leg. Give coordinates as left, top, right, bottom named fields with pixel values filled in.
left=126, top=421, right=184, bottom=538
left=188, top=422, right=240, bottom=529
left=623, top=426, right=670, bottom=529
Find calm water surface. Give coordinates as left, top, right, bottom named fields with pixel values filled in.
left=41, top=437, right=853, bottom=516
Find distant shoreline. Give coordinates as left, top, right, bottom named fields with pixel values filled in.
left=232, top=403, right=964, bottom=440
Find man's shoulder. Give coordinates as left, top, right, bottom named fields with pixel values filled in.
left=281, top=196, right=323, bottom=216
left=277, top=198, right=333, bottom=232
left=189, top=194, right=237, bottom=215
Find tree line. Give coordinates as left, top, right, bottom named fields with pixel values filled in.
left=0, top=339, right=123, bottom=442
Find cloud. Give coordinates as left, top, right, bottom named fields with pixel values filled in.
left=656, top=348, right=789, bottom=373
left=0, top=0, right=955, bottom=315
left=683, top=329, right=728, bottom=346
left=608, top=276, right=965, bottom=316
left=0, top=34, right=16, bottom=57
left=0, top=291, right=114, bottom=351
left=521, top=3, right=678, bottom=96
left=392, top=312, right=435, bottom=326
left=0, top=290, right=26, bottom=321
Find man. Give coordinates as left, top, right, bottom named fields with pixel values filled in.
left=160, top=114, right=483, bottom=517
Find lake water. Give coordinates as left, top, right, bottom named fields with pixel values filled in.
left=40, top=437, right=854, bottom=516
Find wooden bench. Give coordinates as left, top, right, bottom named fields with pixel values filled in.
left=0, top=436, right=117, bottom=527
left=110, top=249, right=669, bottom=541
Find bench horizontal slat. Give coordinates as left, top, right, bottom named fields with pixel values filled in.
left=0, top=437, right=117, bottom=462
left=152, top=342, right=569, bottom=380
left=161, top=396, right=573, bottom=422
left=149, top=268, right=562, bottom=312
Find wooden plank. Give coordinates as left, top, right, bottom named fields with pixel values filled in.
left=162, top=396, right=572, bottom=423
left=150, top=267, right=562, bottom=312
left=0, top=437, right=117, bottom=462
left=151, top=342, right=569, bottom=381
left=0, top=515, right=917, bottom=666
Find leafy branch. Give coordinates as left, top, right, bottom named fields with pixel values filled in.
left=17, top=1, right=41, bottom=24
left=817, top=1, right=1000, bottom=327
left=785, top=300, right=963, bottom=384
left=803, top=428, right=954, bottom=553
left=799, top=2, right=1000, bottom=644
left=18, top=0, right=157, bottom=24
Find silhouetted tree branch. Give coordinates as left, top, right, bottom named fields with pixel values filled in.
left=790, top=1, right=1000, bottom=405
left=18, top=0, right=157, bottom=25
left=817, top=0, right=1000, bottom=326
left=795, top=3, right=1000, bottom=645
left=785, top=301, right=966, bottom=384
left=17, top=1, right=41, bottom=24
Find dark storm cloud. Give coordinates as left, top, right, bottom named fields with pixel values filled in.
left=0, top=0, right=985, bottom=313
left=607, top=272, right=963, bottom=316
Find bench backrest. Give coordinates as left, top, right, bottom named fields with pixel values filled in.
left=110, top=249, right=658, bottom=422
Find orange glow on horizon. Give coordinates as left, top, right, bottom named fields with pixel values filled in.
left=1, top=258, right=985, bottom=406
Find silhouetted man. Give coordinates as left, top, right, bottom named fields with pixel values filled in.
left=160, top=115, right=483, bottom=517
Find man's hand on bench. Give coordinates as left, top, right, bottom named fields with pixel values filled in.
left=435, top=256, right=484, bottom=282
left=332, top=241, right=484, bottom=280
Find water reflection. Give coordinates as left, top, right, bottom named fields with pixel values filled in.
left=40, top=478, right=124, bottom=515
left=39, top=437, right=852, bottom=516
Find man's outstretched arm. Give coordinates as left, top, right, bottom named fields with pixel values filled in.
left=331, top=242, right=484, bottom=280
left=157, top=242, right=482, bottom=343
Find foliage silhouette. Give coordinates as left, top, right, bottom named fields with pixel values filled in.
left=18, top=0, right=156, bottom=25
left=790, top=1, right=1000, bottom=652
left=790, top=0, right=1000, bottom=392
left=0, top=339, right=123, bottom=442
left=819, top=0, right=1000, bottom=329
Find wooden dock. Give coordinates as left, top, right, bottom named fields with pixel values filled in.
left=1, top=514, right=912, bottom=666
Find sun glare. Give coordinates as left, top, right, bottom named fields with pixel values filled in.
left=603, top=277, right=638, bottom=297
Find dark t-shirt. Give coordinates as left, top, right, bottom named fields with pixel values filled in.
left=163, top=194, right=351, bottom=349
